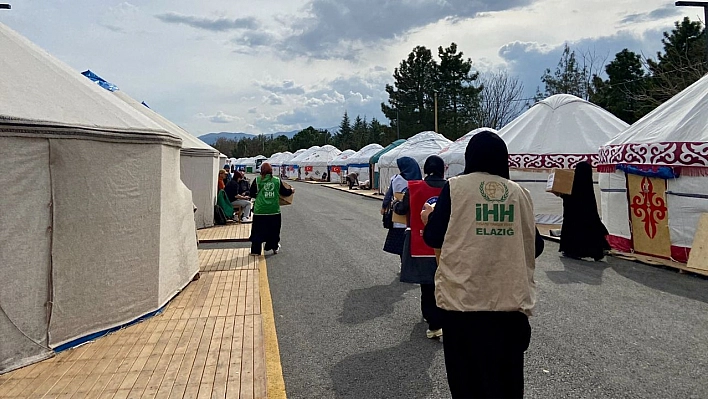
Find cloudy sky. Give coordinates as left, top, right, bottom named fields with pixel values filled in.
left=0, top=1, right=696, bottom=136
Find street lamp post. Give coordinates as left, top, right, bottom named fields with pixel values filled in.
left=396, top=108, right=400, bottom=140
left=433, top=91, right=439, bottom=133
left=676, top=1, right=708, bottom=63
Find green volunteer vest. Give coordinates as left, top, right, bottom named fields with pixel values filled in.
left=254, top=175, right=281, bottom=215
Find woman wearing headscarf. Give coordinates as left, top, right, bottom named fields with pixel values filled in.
left=394, top=155, right=446, bottom=339
left=559, top=161, right=610, bottom=261
left=381, top=157, right=422, bottom=258
left=249, top=163, right=294, bottom=255
left=421, top=131, right=545, bottom=399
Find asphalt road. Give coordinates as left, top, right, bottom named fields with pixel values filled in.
left=265, top=182, right=708, bottom=399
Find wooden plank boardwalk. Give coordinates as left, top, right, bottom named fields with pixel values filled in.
left=0, top=249, right=269, bottom=399
left=197, top=223, right=251, bottom=243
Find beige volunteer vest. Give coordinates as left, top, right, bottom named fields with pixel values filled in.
left=435, top=172, right=537, bottom=315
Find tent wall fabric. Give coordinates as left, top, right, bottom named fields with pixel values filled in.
left=328, top=149, right=356, bottom=183
left=283, top=149, right=307, bottom=179
left=287, top=146, right=320, bottom=180
left=107, top=89, right=220, bottom=229
left=0, top=22, right=199, bottom=373
left=369, top=140, right=405, bottom=190
left=438, top=128, right=497, bottom=178
left=378, top=132, right=452, bottom=194
left=301, top=145, right=341, bottom=180
left=270, top=151, right=293, bottom=177
left=345, top=144, right=384, bottom=186
left=598, top=75, right=708, bottom=263
left=498, top=94, right=628, bottom=224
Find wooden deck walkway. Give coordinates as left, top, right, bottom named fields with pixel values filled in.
left=0, top=249, right=272, bottom=399
left=197, top=222, right=251, bottom=243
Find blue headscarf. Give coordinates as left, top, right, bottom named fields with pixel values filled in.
left=397, top=157, right=422, bottom=181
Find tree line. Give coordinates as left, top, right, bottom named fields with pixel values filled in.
left=213, top=17, right=706, bottom=158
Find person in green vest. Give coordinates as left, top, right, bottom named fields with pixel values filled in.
left=248, top=163, right=294, bottom=255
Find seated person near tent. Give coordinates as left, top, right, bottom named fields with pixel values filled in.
left=346, top=172, right=359, bottom=190
left=218, top=169, right=227, bottom=191
left=225, top=171, right=252, bottom=223
left=321, top=172, right=328, bottom=182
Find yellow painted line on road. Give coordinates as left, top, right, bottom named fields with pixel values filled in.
left=259, top=255, right=287, bottom=399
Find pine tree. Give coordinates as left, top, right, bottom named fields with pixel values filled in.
left=535, top=43, right=590, bottom=101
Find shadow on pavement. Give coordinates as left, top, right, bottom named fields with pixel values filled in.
left=608, top=256, right=708, bottom=304
left=545, top=256, right=610, bottom=285
left=338, top=277, right=417, bottom=325
left=329, top=323, right=443, bottom=399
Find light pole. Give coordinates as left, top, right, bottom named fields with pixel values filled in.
left=676, top=1, right=708, bottom=63
left=396, top=108, right=400, bottom=140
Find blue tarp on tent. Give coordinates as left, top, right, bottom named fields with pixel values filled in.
left=81, top=70, right=119, bottom=92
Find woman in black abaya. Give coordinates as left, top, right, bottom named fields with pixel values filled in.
left=559, top=161, right=610, bottom=261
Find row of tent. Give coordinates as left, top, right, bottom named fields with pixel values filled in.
left=0, top=23, right=230, bottom=373
left=225, top=155, right=267, bottom=173
left=265, top=89, right=708, bottom=268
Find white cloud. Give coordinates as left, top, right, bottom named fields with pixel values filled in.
left=197, top=111, right=242, bottom=123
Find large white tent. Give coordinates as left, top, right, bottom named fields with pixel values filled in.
left=269, top=151, right=292, bottom=177
left=81, top=78, right=221, bottom=229
left=287, top=146, right=320, bottom=180
left=301, top=145, right=341, bottom=180
left=328, top=149, right=356, bottom=183
left=498, top=94, right=628, bottom=224
left=345, top=143, right=384, bottom=186
left=599, top=75, right=708, bottom=264
left=438, top=128, right=498, bottom=178
left=0, top=23, right=199, bottom=373
left=378, top=132, right=452, bottom=194
left=283, top=149, right=307, bottom=179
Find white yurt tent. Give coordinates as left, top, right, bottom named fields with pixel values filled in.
left=329, top=149, right=356, bottom=183
left=270, top=151, right=292, bottom=177
left=498, top=94, right=628, bottom=224
left=378, top=131, right=452, bottom=194
left=599, top=75, right=708, bottom=264
left=264, top=152, right=283, bottom=171
left=345, top=143, right=384, bottom=185
left=0, top=23, right=199, bottom=373
left=82, top=73, right=221, bottom=229
left=288, top=146, right=320, bottom=180
left=438, top=128, right=498, bottom=178
left=283, top=149, right=307, bottom=179
left=301, top=145, right=341, bottom=180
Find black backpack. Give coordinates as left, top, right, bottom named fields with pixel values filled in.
left=214, top=205, right=227, bottom=225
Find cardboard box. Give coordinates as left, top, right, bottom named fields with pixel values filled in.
left=279, top=181, right=294, bottom=205
left=546, top=169, right=574, bottom=195
left=392, top=192, right=407, bottom=224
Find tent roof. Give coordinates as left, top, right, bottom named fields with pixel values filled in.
left=601, top=74, right=708, bottom=167
left=438, top=128, right=498, bottom=163
left=498, top=94, right=627, bottom=168
left=329, top=149, right=356, bottom=165
left=369, top=141, right=404, bottom=164
left=0, top=23, right=180, bottom=147
left=289, top=146, right=321, bottom=164
left=270, top=151, right=294, bottom=164
left=346, top=143, right=384, bottom=165
left=301, top=145, right=342, bottom=166
left=379, top=132, right=452, bottom=166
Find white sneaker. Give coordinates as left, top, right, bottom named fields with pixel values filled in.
left=426, top=328, right=443, bottom=339
left=241, top=217, right=251, bottom=224
left=273, top=244, right=281, bottom=254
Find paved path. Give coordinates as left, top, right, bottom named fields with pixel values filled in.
left=266, top=181, right=708, bottom=399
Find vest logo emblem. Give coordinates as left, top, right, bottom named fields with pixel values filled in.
left=479, top=181, right=508, bottom=202
left=264, top=182, right=275, bottom=191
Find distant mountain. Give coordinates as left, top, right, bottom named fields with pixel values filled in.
left=199, top=127, right=339, bottom=145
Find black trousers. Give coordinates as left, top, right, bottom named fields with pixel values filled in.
left=249, top=214, right=282, bottom=255
left=441, top=310, right=531, bottom=399
left=420, top=284, right=442, bottom=330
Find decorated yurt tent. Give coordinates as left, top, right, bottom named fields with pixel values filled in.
left=300, top=145, right=341, bottom=180
left=378, top=132, right=452, bottom=194
left=283, top=149, right=307, bottom=179
left=599, top=75, right=708, bottom=264
left=287, top=146, right=320, bottom=180
left=498, top=94, right=628, bottom=224
left=438, top=128, right=497, bottom=178
left=345, top=144, right=384, bottom=187
left=271, top=151, right=293, bottom=177
left=329, top=149, right=356, bottom=183
left=0, top=23, right=199, bottom=373
left=369, top=140, right=405, bottom=189
left=83, top=72, right=221, bottom=229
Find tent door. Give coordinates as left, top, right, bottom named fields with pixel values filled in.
left=627, top=174, right=671, bottom=258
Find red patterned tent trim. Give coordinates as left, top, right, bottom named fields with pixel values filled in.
left=508, top=154, right=598, bottom=169
left=607, top=235, right=691, bottom=263
left=600, top=142, right=708, bottom=166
